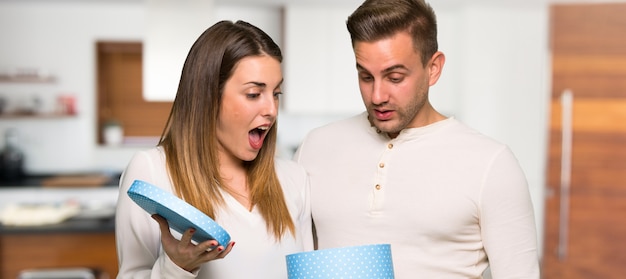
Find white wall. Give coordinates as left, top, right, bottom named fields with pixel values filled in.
left=0, top=1, right=146, bottom=174
left=0, top=2, right=283, bottom=174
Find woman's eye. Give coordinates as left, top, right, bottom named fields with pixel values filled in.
left=246, top=93, right=261, bottom=99
left=274, top=92, right=283, bottom=99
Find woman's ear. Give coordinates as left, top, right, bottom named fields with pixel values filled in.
left=427, top=51, right=445, bottom=86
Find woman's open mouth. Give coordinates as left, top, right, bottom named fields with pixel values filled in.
left=249, top=125, right=269, bottom=150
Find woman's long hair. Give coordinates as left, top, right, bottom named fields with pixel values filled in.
left=158, top=20, right=295, bottom=240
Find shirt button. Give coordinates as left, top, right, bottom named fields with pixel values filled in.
left=388, top=143, right=394, bottom=149
left=375, top=184, right=381, bottom=190
left=379, top=162, right=385, bottom=168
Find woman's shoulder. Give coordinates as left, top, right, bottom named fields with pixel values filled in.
left=127, top=146, right=165, bottom=164
left=121, top=146, right=170, bottom=187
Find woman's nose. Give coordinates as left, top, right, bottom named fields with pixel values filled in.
left=262, top=95, right=278, bottom=117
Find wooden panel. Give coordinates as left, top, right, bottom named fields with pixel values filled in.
left=0, top=232, right=117, bottom=279
left=552, top=75, right=626, bottom=99
left=551, top=53, right=626, bottom=99
left=551, top=3, right=626, bottom=55
left=96, top=42, right=172, bottom=143
left=545, top=86, right=626, bottom=279
left=552, top=54, right=626, bottom=76
left=544, top=4, right=626, bottom=278
left=547, top=131, right=626, bottom=190
left=543, top=193, right=626, bottom=279
left=549, top=99, right=626, bottom=133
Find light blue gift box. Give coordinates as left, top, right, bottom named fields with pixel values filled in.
left=127, top=179, right=231, bottom=247
left=286, top=244, right=395, bottom=279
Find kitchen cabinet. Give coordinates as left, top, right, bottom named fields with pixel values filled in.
left=283, top=5, right=364, bottom=115
left=0, top=185, right=119, bottom=279
left=0, top=220, right=117, bottom=279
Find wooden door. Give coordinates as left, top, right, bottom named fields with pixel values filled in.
left=543, top=4, right=626, bottom=278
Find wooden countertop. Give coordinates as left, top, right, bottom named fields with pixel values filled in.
left=0, top=215, right=114, bottom=234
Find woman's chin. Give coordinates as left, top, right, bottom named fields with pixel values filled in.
left=239, top=149, right=261, bottom=162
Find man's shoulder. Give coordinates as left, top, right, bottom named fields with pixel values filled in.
left=307, top=112, right=367, bottom=137
left=443, top=119, right=512, bottom=156
left=274, top=157, right=308, bottom=192
left=275, top=157, right=306, bottom=173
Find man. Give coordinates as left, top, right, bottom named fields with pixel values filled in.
left=293, top=0, right=540, bottom=277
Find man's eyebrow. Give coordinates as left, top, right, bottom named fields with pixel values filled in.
left=356, top=63, right=409, bottom=74
left=356, top=63, right=367, bottom=71
left=382, top=64, right=409, bottom=74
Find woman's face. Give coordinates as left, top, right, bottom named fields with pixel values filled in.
left=216, top=55, right=282, bottom=165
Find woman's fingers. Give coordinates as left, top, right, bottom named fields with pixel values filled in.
left=150, top=214, right=234, bottom=271
left=214, top=242, right=235, bottom=259
left=196, top=241, right=233, bottom=261
left=196, top=239, right=219, bottom=252
left=152, top=214, right=175, bottom=245
left=179, top=226, right=195, bottom=247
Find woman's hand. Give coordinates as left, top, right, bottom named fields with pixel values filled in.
left=152, top=214, right=234, bottom=272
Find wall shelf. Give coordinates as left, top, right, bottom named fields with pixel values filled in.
left=0, top=112, right=75, bottom=119
left=0, top=76, right=56, bottom=83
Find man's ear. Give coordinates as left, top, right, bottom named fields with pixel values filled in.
left=427, top=51, right=445, bottom=86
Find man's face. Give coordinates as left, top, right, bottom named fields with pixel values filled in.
left=354, top=31, right=441, bottom=138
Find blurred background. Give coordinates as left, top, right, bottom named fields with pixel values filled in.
left=0, top=0, right=624, bottom=278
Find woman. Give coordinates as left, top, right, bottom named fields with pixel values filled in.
left=115, top=20, right=313, bottom=278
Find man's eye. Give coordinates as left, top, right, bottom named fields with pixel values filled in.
left=388, top=75, right=404, bottom=83
left=359, top=75, right=373, bottom=82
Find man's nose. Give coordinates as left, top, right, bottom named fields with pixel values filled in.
left=370, top=81, right=389, bottom=105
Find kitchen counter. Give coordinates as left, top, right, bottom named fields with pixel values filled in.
left=0, top=214, right=114, bottom=234
left=0, top=186, right=118, bottom=232
left=0, top=180, right=120, bottom=278
left=0, top=175, right=120, bottom=233
left=0, top=172, right=121, bottom=188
